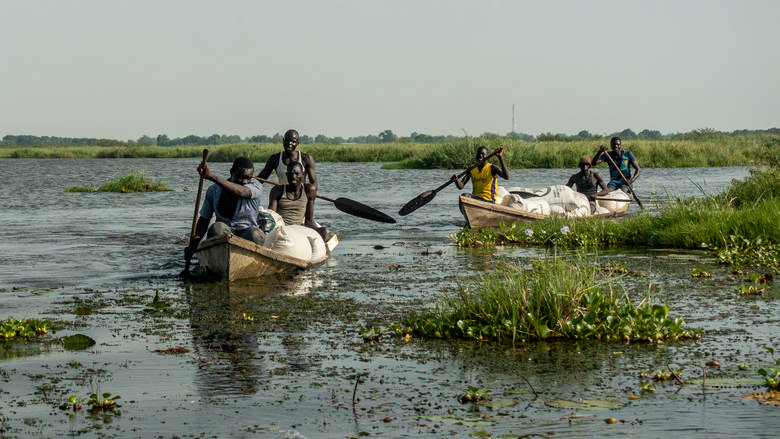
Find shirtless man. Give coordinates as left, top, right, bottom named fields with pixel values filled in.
left=267, top=162, right=330, bottom=240
left=566, top=155, right=607, bottom=213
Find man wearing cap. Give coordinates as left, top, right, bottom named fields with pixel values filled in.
left=566, top=155, right=607, bottom=214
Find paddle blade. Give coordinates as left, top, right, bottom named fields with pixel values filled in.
left=398, top=190, right=436, bottom=216
left=333, top=198, right=396, bottom=223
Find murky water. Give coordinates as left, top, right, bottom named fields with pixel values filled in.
left=1, top=159, right=778, bottom=438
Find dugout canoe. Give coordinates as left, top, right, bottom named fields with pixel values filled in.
left=459, top=194, right=628, bottom=229
left=196, top=233, right=338, bottom=281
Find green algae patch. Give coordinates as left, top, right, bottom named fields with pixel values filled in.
left=61, top=334, right=96, bottom=350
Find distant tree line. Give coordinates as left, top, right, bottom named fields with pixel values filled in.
left=2, top=128, right=778, bottom=147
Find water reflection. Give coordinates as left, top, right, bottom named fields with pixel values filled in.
left=428, top=338, right=679, bottom=400
left=185, top=272, right=322, bottom=396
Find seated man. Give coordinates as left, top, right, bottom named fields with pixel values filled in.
left=186, top=157, right=264, bottom=257
left=566, top=155, right=607, bottom=214
left=451, top=146, right=509, bottom=203
left=268, top=162, right=331, bottom=241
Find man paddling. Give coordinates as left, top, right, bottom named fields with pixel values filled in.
left=451, top=146, right=509, bottom=203
left=268, top=162, right=332, bottom=240
left=186, top=157, right=264, bottom=259
left=566, top=155, right=608, bottom=214
left=592, top=137, right=641, bottom=193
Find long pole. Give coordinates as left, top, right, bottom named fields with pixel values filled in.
left=183, top=149, right=209, bottom=275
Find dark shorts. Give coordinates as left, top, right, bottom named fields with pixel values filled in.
left=607, top=179, right=632, bottom=193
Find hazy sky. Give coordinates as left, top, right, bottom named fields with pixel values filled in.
left=2, top=0, right=778, bottom=140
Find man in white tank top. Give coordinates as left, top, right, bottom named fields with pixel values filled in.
left=257, top=129, right=317, bottom=186
left=257, top=129, right=323, bottom=226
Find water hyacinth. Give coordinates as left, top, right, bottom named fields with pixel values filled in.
left=399, top=255, right=699, bottom=343
left=560, top=226, right=570, bottom=235
left=525, top=228, right=534, bottom=237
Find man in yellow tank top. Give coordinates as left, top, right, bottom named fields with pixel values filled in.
left=451, top=146, right=509, bottom=203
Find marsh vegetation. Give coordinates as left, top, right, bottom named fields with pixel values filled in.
left=4, top=132, right=779, bottom=169
left=63, top=169, right=171, bottom=193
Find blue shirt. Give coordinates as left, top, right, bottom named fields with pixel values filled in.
left=199, top=179, right=263, bottom=230
left=599, top=150, right=636, bottom=182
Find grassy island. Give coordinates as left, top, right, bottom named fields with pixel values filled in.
left=64, top=170, right=171, bottom=193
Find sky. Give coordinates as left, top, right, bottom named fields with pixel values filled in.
left=2, top=0, right=778, bottom=140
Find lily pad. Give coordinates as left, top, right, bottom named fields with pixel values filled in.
left=482, top=399, right=517, bottom=409
left=417, top=414, right=494, bottom=427
left=545, top=398, right=625, bottom=410
left=62, top=334, right=96, bottom=350
left=688, top=377, right=765, bottom=388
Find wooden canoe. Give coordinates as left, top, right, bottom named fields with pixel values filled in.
left=196, top=233, right=338, bottom=281
left=459, top=194, right=628, bottom=229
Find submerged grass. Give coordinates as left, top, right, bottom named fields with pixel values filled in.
left=452, top=166, right=780, bottom=270
left=400, top=256, right=697, bottom=344
left=64, top=170, right=172, bottom=193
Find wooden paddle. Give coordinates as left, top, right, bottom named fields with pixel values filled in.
left=597, top=147, right=644, bottom=209
left=399, top=149, right=499, bottom=216
left=254, top=177, right=396, bottom=223
left=182, top=149, right=209, bottom=276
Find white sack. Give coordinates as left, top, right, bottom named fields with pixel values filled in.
left=263, top=225, right=313, bottom=260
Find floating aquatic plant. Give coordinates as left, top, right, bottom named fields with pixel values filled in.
left=88, top=391, right=121, bottom=412
left=398, top=256, right=699, bottom=344
left=1, top=317, right=49, bottom=340
left=458, top=386, right=492, bottom=404
left=758, top=346, right=780, bottom=389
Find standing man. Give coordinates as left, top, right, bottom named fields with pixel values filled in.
left=566, top=155, right=607, bottom=214
left=451, top=146, right=509, bottom=203
left=186, top=157, right=264, bottom=259
left=257, top=129, right=320, bottom=220
left=257, top=129, right=317, bottom=187
left=592, top=137, right=641, bottom=193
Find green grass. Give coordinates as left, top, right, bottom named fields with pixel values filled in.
left=64, top=170, right=172, bottom=193
left=398, top=256, right=698, bottom=343
left=3, top=132, right=778, bottom=168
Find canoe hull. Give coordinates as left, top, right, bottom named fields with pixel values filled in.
left=459, top=194, right=627, bottom=229
left=196, top=233, right=335, bottom=281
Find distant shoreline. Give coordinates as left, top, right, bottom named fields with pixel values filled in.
left=1, top=133, right=777, bottom=169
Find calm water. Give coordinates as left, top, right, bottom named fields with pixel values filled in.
left=1, top=158, right=778, bottom=438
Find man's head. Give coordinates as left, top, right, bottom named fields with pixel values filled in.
left=283, top=129, right=300, bottom=152
left=610, top=137, right=622, bottom=153
left=475, top=146, right=489, bottom=161
left=229, top=156, right=254, bottom=184
left=285, top=162, right=304, bottom=186
left=578, top=155, right=591, bottom=171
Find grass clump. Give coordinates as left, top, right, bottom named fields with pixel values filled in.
left=64, top=169, right=171, bottom=193
left=399, top=257, right=698, bottom=344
